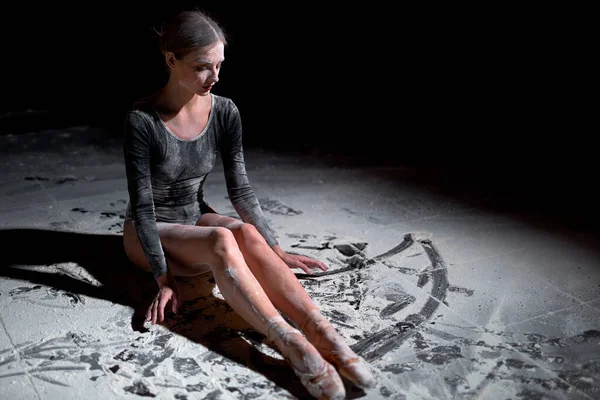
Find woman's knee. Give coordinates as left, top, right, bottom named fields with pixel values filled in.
left=160, top=225, right=241, bottom=274
left=231, top=222, right=263, bottom=244
left=207, top=226, right=240, bottom=259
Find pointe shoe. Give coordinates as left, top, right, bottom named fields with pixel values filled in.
left=267, top=317, right=346, bottom=399
left=320, top=349, right=376, bottom=390
left=302, top=310, right=377, bottom=390
left=291, top=357, right=346, bottom=400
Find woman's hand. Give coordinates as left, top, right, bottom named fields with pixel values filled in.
left=273, top=245, right=328, bottom=275
left=146, top=271, right=180, bottom=324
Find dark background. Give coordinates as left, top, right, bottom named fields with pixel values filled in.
left=0, top=3, right=595, bottom=225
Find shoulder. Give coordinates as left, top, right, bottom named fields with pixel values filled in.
left=211, top=94, right=240, bottom=116
left=124, top=110, right=154, bottom=139
left=123, top=107, right=160, bottom=150
left=211, top=94, right=242, bottom=132
left=124, top=98, right=159, bottom=130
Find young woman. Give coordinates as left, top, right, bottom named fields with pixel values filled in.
left=122, top=9, right=375, bottom=399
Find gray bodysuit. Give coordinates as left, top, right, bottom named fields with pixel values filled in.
left=123, top=94, right=278, bottom=279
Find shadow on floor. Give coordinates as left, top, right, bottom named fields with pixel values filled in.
left=0, top=228, right=366, bottom=399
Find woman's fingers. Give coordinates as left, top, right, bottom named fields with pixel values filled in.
left=146, top=290, right=179, bottom=325
left=171, top=294, right=179, bottom=314
left=295, top=261, right=313, bottom=274
left=151, top=298, right=159, bottom=324
left=297, top=255, right=328, bottom=271
left=158, top=298, right=167, bottom=323
left=289, top=256, right=330, bottom=274
left=310, top=259, right=328, bottom=271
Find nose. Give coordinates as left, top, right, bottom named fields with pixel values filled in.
left=208, top=67, right=219, bottom=83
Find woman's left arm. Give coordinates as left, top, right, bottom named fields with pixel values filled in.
left=219, top=99, right=327, bottom=274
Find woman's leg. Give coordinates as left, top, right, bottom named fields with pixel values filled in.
left=123, top=220, right=345, bottom=399
left=196, top=213, right=376, bottom=389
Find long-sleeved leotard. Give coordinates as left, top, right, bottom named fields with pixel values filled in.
left=123, top=94, right=278, bottom=279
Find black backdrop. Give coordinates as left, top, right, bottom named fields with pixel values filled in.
left=0, top=3, right=593, bottom=185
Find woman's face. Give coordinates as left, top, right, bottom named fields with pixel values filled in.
left=171, top=41, right=225, bottom=96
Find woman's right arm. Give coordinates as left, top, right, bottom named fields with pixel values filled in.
left=123, top=111, right=169, bottom=280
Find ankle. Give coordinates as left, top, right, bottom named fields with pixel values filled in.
left=267, top=317, right=313, bottom=356
left=301, top=310, right=341, bottom=345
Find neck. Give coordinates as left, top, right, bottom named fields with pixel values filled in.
left=159, top=75, right=202, bottom=113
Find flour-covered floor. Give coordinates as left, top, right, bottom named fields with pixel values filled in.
left=0, top=125, right=599, bottom=400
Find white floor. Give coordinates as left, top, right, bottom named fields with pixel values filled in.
left=0, top=125, right=598, bottom=399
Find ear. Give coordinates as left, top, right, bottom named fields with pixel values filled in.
left=165, top=52, right=177, bottom=69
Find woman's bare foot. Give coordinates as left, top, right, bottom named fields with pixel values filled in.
left=301, top=309, right=376, bottom=390
left=267, top=316, right=345, bottom=400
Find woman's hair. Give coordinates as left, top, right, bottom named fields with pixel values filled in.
left=158, top=10, right=227, bottom=60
